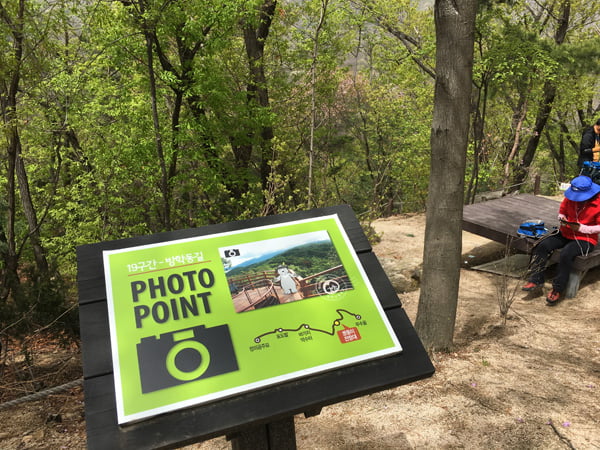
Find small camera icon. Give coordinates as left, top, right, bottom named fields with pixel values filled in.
left=318, top=279, right=341, bottom=294
left=224, top=249, right=240, bottom=258
left=136, top=324, right=238, bottom=394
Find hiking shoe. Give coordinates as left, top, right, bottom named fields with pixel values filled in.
left=546, top=290, right=561, bottom=306
left=521, top=282, right=540, bottom=291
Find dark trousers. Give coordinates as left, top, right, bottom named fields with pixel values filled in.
left=528, top=233, right=594, bottom=292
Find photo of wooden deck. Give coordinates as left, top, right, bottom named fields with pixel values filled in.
left=228, top=266, right=352, bottom=313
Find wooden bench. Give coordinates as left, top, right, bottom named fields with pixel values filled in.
left=547, top=245, right=600, bottom=297
left=462, top=193, right=600, bottom=298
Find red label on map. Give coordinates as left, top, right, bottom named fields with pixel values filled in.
left=337, top=326, right=361, bottom=343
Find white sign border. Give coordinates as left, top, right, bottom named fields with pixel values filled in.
left=103, top=214, right=402, bottom=424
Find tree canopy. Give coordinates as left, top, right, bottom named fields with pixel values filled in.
left=1, top=0, right=599, bottom=340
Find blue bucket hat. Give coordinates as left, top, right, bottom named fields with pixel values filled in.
left=565, top=176, right=600, bottom=202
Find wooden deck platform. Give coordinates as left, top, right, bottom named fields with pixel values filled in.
left=462, top=193, right=600, bottom=297
left=462, top=193, right=561, bottom=253
left=232, top=285, right=303, bottom=312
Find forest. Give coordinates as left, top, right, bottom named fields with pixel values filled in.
left=225, top=241, right=342, bottom=278
left=1, top=0, right=600, bottom=343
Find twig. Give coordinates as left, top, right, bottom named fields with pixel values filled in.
left=547, top=419, right=577, bottom=450
left=507, top=307, right=533, bottom=324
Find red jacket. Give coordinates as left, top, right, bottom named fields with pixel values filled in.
left=559, top=195, right=600, bottom=245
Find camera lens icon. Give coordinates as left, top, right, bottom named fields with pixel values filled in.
left=166, top=337, right=211, bottom=381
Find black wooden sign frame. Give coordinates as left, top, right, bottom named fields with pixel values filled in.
left=77, top=205, right=434, bottom=449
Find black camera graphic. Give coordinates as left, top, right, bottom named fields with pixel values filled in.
left=224, top=249, right=240, bottom=258
left=137, top=324, right=239, bottom=394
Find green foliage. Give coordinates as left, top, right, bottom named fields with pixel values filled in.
left=226, top=241, right=342, bottom=279
left=2, top=0, right=600, bottom=343
left=0, top=265, right=79, bottom=341
left=467, top=0, right=600, bottom=193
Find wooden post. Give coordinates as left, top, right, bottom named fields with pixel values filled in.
left=229, top=417, right=297, bottom=450
left=534, top=174, right=541, bottom=195
left=564, top=269, right=587, bottom=298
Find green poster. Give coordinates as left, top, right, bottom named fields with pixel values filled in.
left=103, top=215, right=402, bottom=424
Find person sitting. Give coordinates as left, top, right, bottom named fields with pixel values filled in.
left=522, top=175, right=600, bottom=305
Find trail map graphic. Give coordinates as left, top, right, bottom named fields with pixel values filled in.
left=253, top=309, right=363, bottom=344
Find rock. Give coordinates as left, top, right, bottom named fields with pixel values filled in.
left=62, top=412, right=79, bottom=422
left=46, top=413, right=62, bottom=423
left=378, top=257, right=421, bottom=293
left=461, top=241, right=506, bottom=268
left=33, top=429, right=45, bottom=440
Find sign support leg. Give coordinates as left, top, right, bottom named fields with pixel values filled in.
left=229, top=417, right=297, bottom=450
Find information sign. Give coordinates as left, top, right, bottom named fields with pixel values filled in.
left=103, top=214, right=402, bottom=424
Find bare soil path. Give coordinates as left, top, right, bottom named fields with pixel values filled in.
left=1, top=212, right=598, bottom=449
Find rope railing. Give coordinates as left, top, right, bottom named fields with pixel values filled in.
left=0, top=377, right=83, bottom=411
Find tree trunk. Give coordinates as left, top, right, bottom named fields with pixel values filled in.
left=544, top=128, right=566, bottom=181
left=1, top=0, right=26, bottom=301
left=415, top=0, right=478, bottom=352
left=16, top=142, right=49, bottom=275
left=465, top=76, right=489, bottom=204
left=243, top=0, right=276, bottom=211
left=1, top=138, right=19, bottom=302
left=510, top=82, right=557, bottom=191
left=502, top=94, right=528, bottom=189
left=140, top=13, right=171, bottom=231
left=307, top=0, right=328, bottom=208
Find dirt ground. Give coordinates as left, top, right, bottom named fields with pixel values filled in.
left=1, top=212, right=599, bottom=449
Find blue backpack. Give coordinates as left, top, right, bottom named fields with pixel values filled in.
left=581, top=161, right=600, bottom=184
left=517, top=220, right=548, bottom=239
